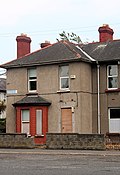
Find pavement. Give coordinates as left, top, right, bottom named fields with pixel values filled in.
left=0, top=148, right=120, bottom=156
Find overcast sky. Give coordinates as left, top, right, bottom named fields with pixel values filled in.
left=0, top=0, right=120, bottom=72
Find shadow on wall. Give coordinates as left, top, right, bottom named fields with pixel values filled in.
left=0, top=118, right=6, bottom=133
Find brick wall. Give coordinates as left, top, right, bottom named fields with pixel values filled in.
left=0, top=133, right=34, bottom=148
left=105, top=133, right=120, bottom=150
left=46, top=133, right=105, bottom=150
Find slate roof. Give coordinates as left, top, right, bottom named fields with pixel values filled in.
left=1, top=39, right=120, bottom=69
left=0, top=40, right=94, bottom=69
left=82, top=40, right=120, bottom=62
left=0, top=78, right=6, bottom=92
left=13, top=95, right=51, bottom=107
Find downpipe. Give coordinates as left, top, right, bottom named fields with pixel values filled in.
left=97, top=64, right=101, bottom=134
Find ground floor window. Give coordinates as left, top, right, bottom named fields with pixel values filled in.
left=21, top=109, right=43, bottom=136
left=109, top=108, right=120, bottom=133
left=21, top=109, right=30, bottom=135
left=36, top=109, right=42, bottom=135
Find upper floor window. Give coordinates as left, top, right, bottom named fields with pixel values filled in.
left=59, top=65, right=69, bottom=90
left=107, top=65, right=118, bottom=89
left=28, top=68, right=37, bottom=92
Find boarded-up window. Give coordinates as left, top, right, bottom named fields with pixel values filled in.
left=61, top=108, right=72, bottom=133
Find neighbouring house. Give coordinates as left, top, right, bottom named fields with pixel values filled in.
left=0, top=78, right=6, bottom=119
left=0, top=24, right=120, bottom=145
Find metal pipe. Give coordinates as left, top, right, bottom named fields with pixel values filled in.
left=97, top=64, right=101, bottom=134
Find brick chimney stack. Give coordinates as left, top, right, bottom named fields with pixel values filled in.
left=98, top=24, right=114, bottom=42
left=16, top=34, right=31, bottom=59
left=41, top=41, right=51, bottom=48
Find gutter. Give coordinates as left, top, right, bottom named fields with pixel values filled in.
left=0, top=57, right=92, bottom=69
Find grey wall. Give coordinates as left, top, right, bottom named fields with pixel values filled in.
left=46, top=133, right=105, bottom=150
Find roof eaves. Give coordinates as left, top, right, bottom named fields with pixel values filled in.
left=12, top=95, right=51, bottom=107
left=13, top=102, right=51, bottom=107
left=2, top=57, right=84, bottom=69
left=98, top=59, right=120, bottom=63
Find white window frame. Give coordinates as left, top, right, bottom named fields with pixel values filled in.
left=109, top=108, right=120, bottom=133
left=21, top=109, right=30, bottom=135
left=28, top=68, right=37, bottom=92
left=107, top=65, right=118, bottom=90
left=59, top=65, right=70, bottom=90
left=36, top=109, right=43, bottom=135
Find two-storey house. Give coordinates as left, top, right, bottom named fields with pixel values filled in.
left=1, top=25, right=120, bottom=145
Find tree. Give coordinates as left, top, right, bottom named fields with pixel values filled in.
left=58, top=31, right=82, bottom=44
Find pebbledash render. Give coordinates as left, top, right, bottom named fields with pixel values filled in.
left=1, top=24, right=120, bottom=145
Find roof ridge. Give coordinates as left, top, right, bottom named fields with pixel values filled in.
left=61, top=40, right=81, bottom=58
left=76, top=45, right=96, bottom=62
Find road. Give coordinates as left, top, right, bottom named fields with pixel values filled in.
left=0, top=149, right=120, bottom=175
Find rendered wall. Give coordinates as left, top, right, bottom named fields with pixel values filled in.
left=6, top=62, right=93, bottom=134
left=92, top=64, right=120, bottom=134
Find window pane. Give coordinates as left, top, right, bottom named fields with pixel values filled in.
left=22, top=110, right=30, bottom=121
left=36, top=110, right=42, bottom=135
left=60, top=66, right=69, bottom=76
left=61, top=78, right=69, bottom=89
left=110, top=109, right=120, bottom=119
left=108, top=77, right=118, bottom=88
left=28, top=69, right=36, bottom=77
left=109, top=120, right=120, bottom=133
left=28, top=68, right=37, bottom=92
left=21, top=110, right=30, bottom=134
left=29, top=81, right=37, bottom=91
left=22, top=123, right=29, bottom=134
left=108, top=65, right=117, bottom=76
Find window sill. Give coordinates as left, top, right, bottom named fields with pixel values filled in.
left=35, top=135, right=44, bottom=138
left=105, top=88, right=120, bottom=93
left=57, top=89, right=70, bottom=93
left=26, top=92, right=38, bottom=96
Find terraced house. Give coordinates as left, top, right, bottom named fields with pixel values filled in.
left=1, top=24, right=120, bottom=145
